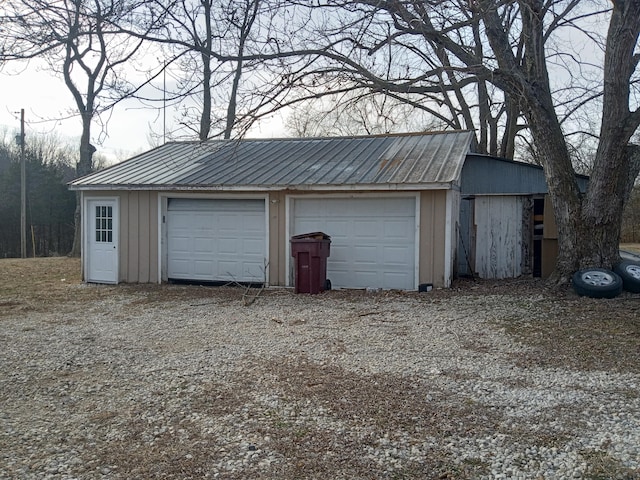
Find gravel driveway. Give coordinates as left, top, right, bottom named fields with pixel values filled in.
left=1, top=261, right=639, bottom=479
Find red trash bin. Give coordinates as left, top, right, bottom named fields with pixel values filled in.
left=290, top=232, right=331, bottom=294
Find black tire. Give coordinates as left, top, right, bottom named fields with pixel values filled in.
left=572, top=268, right=623, bottom=299
left=614, top=260, right=640, bottom=293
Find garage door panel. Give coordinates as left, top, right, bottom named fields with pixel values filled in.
left=292, top=197, right=416, bottom=290
left=353, top=271, right=379, bottom=286
left=381, top=198, right=414, bottom=216
left=325, top=220, right=349, bottom=235
left=383, top=272, right=410, bottom=288
left=167, top=199, right=266, bottom=282
left=384, top=219, right=413, bottom=237
left=219, top=213, right=240, bottom=230
left=353, top=245, right=378, bottom=262
left=193, top=238, right=213, bottom=253
left=244, top=212, right=265, bottom=225
left=168, top=259, right=190, bottom=276
left=194, top=261, right=213, bottom=276
left=354, top=220, right=379, bottom=238
left=383, top=245, right=412, bottom=264
left=242, top=261, right=265, bottom=280
left=217, top=261, right=239, bottom=278
left=327, top=271, right=350, bottom=286
left=243, top=238, right=265, bottom=255
left=294, top=219, right=316, bottom=234
left=171, top=236, right=191, bottom=253
left=327, top=244, right=350, bottom=260
left=217, top=238, right=238, bottom=255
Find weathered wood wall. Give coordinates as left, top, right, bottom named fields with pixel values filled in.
left=474, top=196, right=525, bottom=279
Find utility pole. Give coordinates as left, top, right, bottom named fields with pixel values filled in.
left=19, top=109, right=26, bottom=259
left=163, top=60, right=166, bottom=143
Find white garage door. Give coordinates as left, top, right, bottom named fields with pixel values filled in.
left=167, top=198, right=266, bottom=283
left=292, top=197, right=417, bottom=290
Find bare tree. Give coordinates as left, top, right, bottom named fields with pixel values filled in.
left=278, top=0, right=528, bottom=157
left=132, top=0, right=310, bottom=141
left=0, top=0, right=160, bottom=255
left=285, top=89, right=444, bottom=137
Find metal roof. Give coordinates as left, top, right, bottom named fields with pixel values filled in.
left=69, top=131, right=474, bottom=191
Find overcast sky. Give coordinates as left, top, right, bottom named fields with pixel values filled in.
left=0, top=65, right=287, bottom=165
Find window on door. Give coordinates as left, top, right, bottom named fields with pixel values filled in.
left=95, top=205, right=113, bottom=242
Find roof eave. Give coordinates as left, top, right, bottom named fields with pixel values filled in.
left=69, top=182, right=456, bottom=192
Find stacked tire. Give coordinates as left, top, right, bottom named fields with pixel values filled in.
left=572, top=261, right=640, bottom=298
left=614, top=261, right=640, bottom=293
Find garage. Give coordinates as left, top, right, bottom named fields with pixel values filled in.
left=167, top=198, right=267, bottom=283
left=291, top=197, right=418, bottom=290
left=71, top=132, right=475, bottom=287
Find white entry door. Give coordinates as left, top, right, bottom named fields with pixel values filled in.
left=86, top=199, right=119, bottom=284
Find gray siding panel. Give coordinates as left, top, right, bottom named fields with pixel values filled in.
left=461, top=154, right=589, bottom=195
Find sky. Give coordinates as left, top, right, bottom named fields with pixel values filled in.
left=0, top=65, right=288, bottom=166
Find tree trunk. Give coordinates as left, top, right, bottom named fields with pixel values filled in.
left=579, top=0, right=640, bottom=269
left=199, top=0, right=213, bottom=141
left=200, top=52, right=212, bottom=141
left=224, top=61, right=242, bottom=139
left=500, top=95, right=519, bottom=160
left=69, top=112, right=94, bottom=258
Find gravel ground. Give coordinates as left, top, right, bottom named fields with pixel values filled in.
left=1, top=258, right=639, bottom=479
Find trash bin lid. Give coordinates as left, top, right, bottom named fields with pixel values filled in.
left=291, top=232, right=331, bottom=240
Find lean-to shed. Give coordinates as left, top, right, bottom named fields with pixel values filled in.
left=69, top=131, right=583, bottom=289
left=458, top=154, right=589, bottom=280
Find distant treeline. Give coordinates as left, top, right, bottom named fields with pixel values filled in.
left=0, top=133, right=77, bottom=258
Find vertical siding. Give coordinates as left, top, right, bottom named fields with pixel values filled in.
left=419, top=190, right=447, bottom=287
left=446, top=190, right=460, bottom=287
left=269, top=191, right=287, bottom=286
left=149, top=194, right=159, bottom=283
left=137, top=192, right=150, bottom=282
left=474, top=196, right=524, bottom=279
left=118, top=193, right=129, bottom=283
left=134, top=191, right=156, bottom=283
left=127, top=192, right=140, bottom=282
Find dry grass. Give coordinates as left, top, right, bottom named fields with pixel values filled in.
left=496, top=290, right=640, bottom=374
left=0, top=256, right=81, bottom=298
left=621, top=243, right=640, bottom=255
left=0, top=257, right=240, bottom=317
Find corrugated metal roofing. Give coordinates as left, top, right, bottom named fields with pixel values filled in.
left=69, top=131, right=473, bottom=190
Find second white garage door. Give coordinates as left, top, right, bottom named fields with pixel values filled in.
left=292, top=197, right=417, bottom=290
left=167, top=198, right=266, bottom=283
